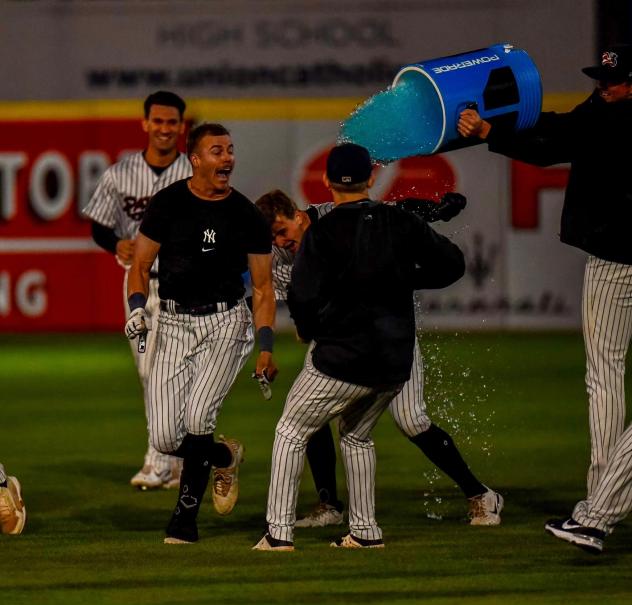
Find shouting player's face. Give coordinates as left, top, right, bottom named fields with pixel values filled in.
left=143, top=104, right=185, bottom=156
left=192, top=134, right=235, bottom=194
left=597, top=80, right=632, bottom=103
left=271, top=212, right=309, bottom=254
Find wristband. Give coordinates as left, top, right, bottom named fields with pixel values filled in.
left=258, top=326, right=274, bottom=353
left=128, top=292, right=147, bottom=311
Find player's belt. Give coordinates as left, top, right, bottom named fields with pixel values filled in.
left=159, top=299, right=239, bottom=316
left=149, top=272, right=159, bottom=280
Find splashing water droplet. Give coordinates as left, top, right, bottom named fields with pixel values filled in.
left=338, top=78, right=444, bottom=163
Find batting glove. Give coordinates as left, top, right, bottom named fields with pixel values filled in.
left=436, top=192, right=467, bottom=221
left=125, top=307, right=149, bottom=340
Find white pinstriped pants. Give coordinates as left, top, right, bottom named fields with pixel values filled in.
left=147, top=299, right=254, bottom=454
left=123, top=273, right=177, bottom=472
left=573, top=421, right=632, bottom=533
left=389, top=340, right=431, bottom=437
left=0, top=463, right=6, bottom=484
left=582, top=256, right=632, bottom=497
left=266, top=348, right=402, bottom=543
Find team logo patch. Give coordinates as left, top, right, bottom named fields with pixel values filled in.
left=123, top=195, right=151, bottom=220
left=602, top=51, right=618, bottom=67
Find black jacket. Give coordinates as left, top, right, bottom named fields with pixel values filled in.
left=486, top=91, right=632, bottom=265
left=288, top=200, right=464, bottom=388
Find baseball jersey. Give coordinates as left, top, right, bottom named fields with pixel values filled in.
left=83, top=151, right=192, bottom=240
left=139, top=180, right=271, bottom=306
left=289, top=200, right=464, bottom=387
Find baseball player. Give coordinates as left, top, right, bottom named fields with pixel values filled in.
left=458, top=45, right=632, bottom=537
left=255, top=189, right=503, bottom=528
left=253, top=143, right=466, bottom=551
left=126, top=122, right=277, bottom=544
left=83, top=91, right=192, bottom=490
left=0, top=463, right=26, bottom=535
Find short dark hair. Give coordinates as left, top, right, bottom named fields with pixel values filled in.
left=143, top=91, right=186, bottom=118
left=255, top=190, right=298, bottom=226
left=329, top=180, right=370, bottom=193
left=186, top=123, right=231, bottom=157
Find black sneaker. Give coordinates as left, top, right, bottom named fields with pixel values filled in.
left=544, top=517, right=605, bottom=554
left=330, top=533, right=385, bottom=548
left=252, top=532, right=294, bottom=551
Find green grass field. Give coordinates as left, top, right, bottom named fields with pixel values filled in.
left=2, top=332, right=631, bottom=604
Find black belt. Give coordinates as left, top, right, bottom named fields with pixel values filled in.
left=149, top=272, right=159, bottom=280
left=160, top=299, right=239, bottom=316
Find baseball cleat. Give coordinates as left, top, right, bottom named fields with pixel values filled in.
left=252, top=533, right=295, bottom=552
left=330, top=534, right=384, bottom=549
left=545, top=518, right=605, bottom=554
left=295, top=503, right=344, bottom=528
left=468, top=488, right=504, bottom=526
left=0, top=476, right=27, bottom=535
left=130, top=465, right=175, bottom=490
left=212, top=436, right=244, bottom=515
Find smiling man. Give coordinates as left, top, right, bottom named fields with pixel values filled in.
left=83, top=91, right=191, bottom=491
left=458, top=45, right=632, bottom=553
left=125, top=122, right=277, bottom=544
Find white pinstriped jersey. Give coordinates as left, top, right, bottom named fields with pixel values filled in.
left=272, top=203, right=333, bottom=302
left=83, top=151, right=192, bottom=240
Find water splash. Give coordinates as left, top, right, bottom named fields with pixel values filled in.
left=338, top=78, right=443, bottom=163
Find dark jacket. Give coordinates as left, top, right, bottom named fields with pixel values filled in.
left=486, top=91, right=632, bottom=265
left=288, top=200, right=464, bottom=388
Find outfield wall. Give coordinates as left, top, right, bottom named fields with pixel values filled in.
left=0, top=94, right=589, bottom=332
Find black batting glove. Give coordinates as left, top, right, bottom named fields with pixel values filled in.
left=436, top=192, right=467, bottom=221
left=398, top=193, right=467, bottom=222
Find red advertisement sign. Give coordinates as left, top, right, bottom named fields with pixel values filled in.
left=0, top=119, right=153, bottom=331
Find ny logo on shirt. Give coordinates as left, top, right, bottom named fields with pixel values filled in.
left=202, top=228, right=216, bottom=252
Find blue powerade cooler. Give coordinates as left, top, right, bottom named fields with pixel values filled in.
left=339, top=43, right=542, bottom=162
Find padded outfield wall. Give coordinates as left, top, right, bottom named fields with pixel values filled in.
left=0, top=0, right=595, bottom=331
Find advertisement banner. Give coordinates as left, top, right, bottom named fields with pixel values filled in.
left=0, top=97, right=586, bottom=332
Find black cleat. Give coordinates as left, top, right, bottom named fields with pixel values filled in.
left=330, top=533, right=385, bottom=548
left=545, top=517, right=605, bottom=554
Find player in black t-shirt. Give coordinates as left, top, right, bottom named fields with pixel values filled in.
left=126, top=123, right=277, bottom=544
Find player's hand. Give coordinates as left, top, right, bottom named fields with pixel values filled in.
left=457, top=109, right=491, bottom=139
left=255, top=351, right=278, bottom=382
left=125, top=307, right=149, bottom=340
left=253, top=352, right=278, bottom=401
left=436, top=192, right=467, bottom=221
left=116, top=238, right=135, bottom=264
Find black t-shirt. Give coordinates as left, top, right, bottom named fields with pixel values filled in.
left=140, top=179, right=271, bottom=306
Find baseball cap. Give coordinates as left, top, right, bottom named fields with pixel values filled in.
left=582, top=45, right=632, bottom=82
left=326, top=143, right=373, bottom=185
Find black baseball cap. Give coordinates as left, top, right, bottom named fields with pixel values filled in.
left=326, top=143, right=373, bottom=185
left=582, top=45, right=632, bottom=82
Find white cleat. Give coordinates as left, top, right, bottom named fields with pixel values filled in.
left=130, top=465, right=174, bottom=490
left=468, top=488, right=504, bottom=526
left=295, top=503, right=344, bottom=528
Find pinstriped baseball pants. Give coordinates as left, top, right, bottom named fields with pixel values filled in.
left=266, top=349, right=402, bottom=543
left=147, top=299, right=254, bottom=454
left=123, top=273, right=177, bottom=474
left=0, top=463, right=5, bottom=484
left=582, top=256, right=632, bottom=497
left=572, top=421, right=632, bottom=533
left=389, top=340, right=431, bottom=436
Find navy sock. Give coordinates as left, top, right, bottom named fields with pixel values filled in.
left=411, top=424, right=486, bottom=499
